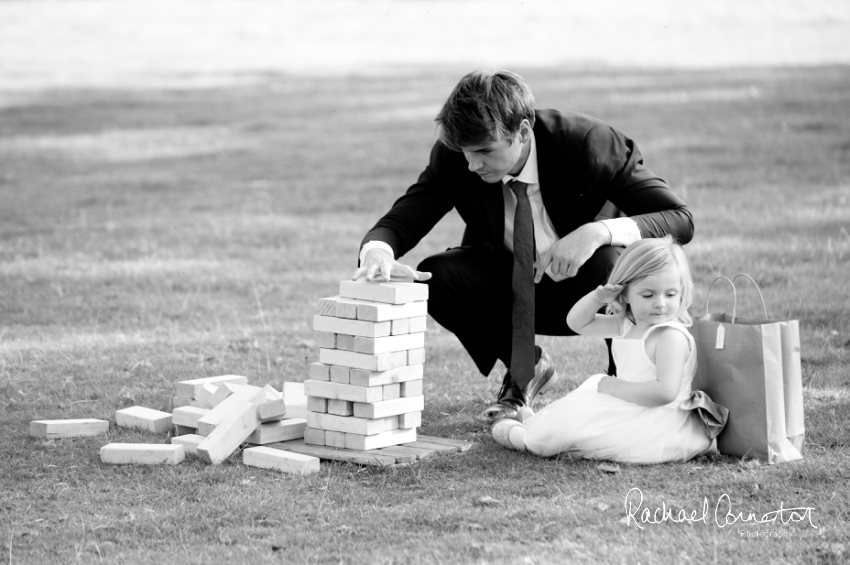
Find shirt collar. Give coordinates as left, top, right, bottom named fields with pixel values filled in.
left=501, top=131, right=538, bottom=186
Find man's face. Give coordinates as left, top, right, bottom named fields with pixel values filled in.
left=461, top=123, right=529, bottom=184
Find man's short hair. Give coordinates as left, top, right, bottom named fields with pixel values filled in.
left=435, top=70, right=536, bottom=151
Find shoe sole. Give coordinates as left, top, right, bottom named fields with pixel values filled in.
left=537, top=368, right=559, bottom=396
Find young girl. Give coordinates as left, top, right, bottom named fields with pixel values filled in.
left=491, top=236, right=727, bottom=464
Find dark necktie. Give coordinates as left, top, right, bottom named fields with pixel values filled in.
left=508, top=180, right=535, bottom=390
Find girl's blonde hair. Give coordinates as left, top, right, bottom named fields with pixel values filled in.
left=606, top=235, right=694, bottom=326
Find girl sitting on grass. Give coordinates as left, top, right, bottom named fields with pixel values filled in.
left=491, top=236, right=727, bottom=464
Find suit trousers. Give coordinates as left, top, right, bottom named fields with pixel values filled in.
left=417, top=244, right=623, bottom=378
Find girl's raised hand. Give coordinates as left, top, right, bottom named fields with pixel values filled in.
left=594, top=284, right=624, bottom=305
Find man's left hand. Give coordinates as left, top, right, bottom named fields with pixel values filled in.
left=534, top=223, right=611, bottom=283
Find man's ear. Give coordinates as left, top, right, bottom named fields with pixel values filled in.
left=518, top=120, right=531, bottom=143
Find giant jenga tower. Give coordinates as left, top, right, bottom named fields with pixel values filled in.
left=305, top=279, right=428, bottom=450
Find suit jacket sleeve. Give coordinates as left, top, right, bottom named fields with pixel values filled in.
left=360, top=142, right=455, bottom=260
left=584, top=122, right=694, bottom=244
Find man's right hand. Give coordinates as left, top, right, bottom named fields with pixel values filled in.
left=351, top=248, right=432, bottom=282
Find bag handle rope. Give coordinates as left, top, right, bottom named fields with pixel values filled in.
left=704, top=274, right=769, bottom=323
left=731, top=274, right=769, bottom=322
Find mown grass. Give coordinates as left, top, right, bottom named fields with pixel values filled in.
left=1, top=65, right=848, bottom=564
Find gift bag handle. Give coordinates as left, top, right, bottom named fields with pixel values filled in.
left=731, top=274, right=769, bottom=322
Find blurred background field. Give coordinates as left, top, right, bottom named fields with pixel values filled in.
left=0, top=1, right=848, bottom=564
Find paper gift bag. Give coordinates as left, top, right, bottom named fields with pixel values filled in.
left=690, top=275, right=804, bottom=463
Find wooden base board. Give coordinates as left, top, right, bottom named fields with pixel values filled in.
left=271, top=434, right=475, bottom=467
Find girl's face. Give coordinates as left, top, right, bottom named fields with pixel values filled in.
left=625, top=265, right=683, bottom=328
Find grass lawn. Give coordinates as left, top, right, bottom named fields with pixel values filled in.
left=1, top=64, right=848, bottom=564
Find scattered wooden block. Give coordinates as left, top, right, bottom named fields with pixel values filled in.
left=282, top=382, right=307, bottom=405
left=339, top=279, right=428, bottom=305
left=345, top=428, right=417, bottom=451
left=196, top=401, right=261, bottom=464
left=197, top=385, right=265, bottom=436
left=408, top=348, right=426, bottom=365
left=313, top=315, right=391, bottom=338
left=353, top=395, right=425, bottom=419
left=256, top=393, right=287, bottom=423
left=309, top=362, right=331, bottom=381
left=353, top=332, right=425, bottom=355
left=30, top=419, right=109, bottom=439
left=263, top=384, right=283, bottom=401
left=319, top=348, right=407, bottom=372
left=307, top=412, right=399, bottom=436
left=409, top=316, right=427, bottom=333
left=304, top=380, right=383, bottom=403
left=391, top=318, right=410, bottom=335
left=327, top=399, right=354, bottom=416
left=348, top=364, right=423, bottom=387
left=171, top=434, right=205, bottom=455
left=398, top=411, right=422, bottom=429
left=330, top=365, right=350, bottom=384
left=172, top=406, right=210, bottom=428
left=400, top=379, right=423, bottom=398
left=382, top=383, right=401, bottom=400
left=243, top=446, right=320, bottom=475
left=247, top=418, right=307, bottom=444
left=195, top=382, right=220, bottom=408
left=272, top=440, right=397, bottom=467
left=115, top=406, right=172, bottom=434
left=307, top=396, right=328, bottom=413
left=303, top=427, right=326, bottom=446
left=209, top=382, right=243, bottom=407
left=325, top=430, right=347, bottom=448
left=314, top=330, right=336, bottom=349
left=174, top=375, right=248, bottom=399
left=172, top=396, right=206, bottom=409
left=101, top=443, right=185, bottom=465
left=173, top=424, right=196, bottom=436
left=335, top=333, right=356, bottom=351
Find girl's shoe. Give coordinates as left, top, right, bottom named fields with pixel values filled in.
left=516, top=405, right=534, bottom=423
left=491, top=418, right=523, bottom=451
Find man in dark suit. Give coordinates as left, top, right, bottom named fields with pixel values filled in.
left=352, top=70, right=693, bottom=423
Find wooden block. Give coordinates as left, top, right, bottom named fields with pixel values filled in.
left=382, top=383, right=401, bottom=400
left=263, top=384, right=283, bottom=400
left=171, top=434, right=205, bottom=455
left=173, top=424, right=196, bottom=436
left=309, top=362, right=331, bottom=381
left=257, top=398, right=287, bottom=423
left=314, top=330, right=336, bottom=349
left=325, top=430, right=347, bottom=448
left=416, top=435, right=476, bottom=452
left=307, top=396, right=328, bottom=413
left=247, top=418, right=307, bottom=444
left=285, top=404, right=308, bottom=419
left=319, top=348, right=407, bottom=372
left=174, top=375, right=248, bottom=399
left=339, top=279, right=428, bottom=305
left=408, top=348, right=426, bottom=365
left=195, top=382, right=219, bottom=408
left=196, top=401, right=261, bottom=464
left=334, top=300, right=358, bottom=319
left=390, top=318, right=410, bottom=335
left=354, top=395, right=425, bottom=419
left=209, top=382, right=243, bottom=407
left=197, top=385, right=265, bottom=436
left=354, top=332, right=425, bottom=355
left=349, top=364, right=424, bottom=387
left=172, top=396, right=206, bottom=409
left=312, top=315, right=391, bottom=338
left=271, top=440, right=397, bottom=467
left=243, top=446, right=320, bottom=475
left=282, top=382, right=307, bottom=405
left=335, top=333, right=356, bottom=351
left=330, top=365, right=350, bottom=384
left=327, top=399, right=354, bottom=416
left=30, top=419, right=109, bottom=439
left=307, top=412, right=399, bottom=436
left=398, top=411, right=422, bottom=429
left=345, top=428, right=417, bottom=451
left=304, top=380, right=383, bottom=403
left=303, top=427, right=326, bottom=446
left=115, top=406, right=172, bottom=434
left=316, top=296, right=340, bottom=317
left=100, top=443, right=184, bottom=465
left=400, top=379, right=423, bottom=398
left=409, top=316, right=427, bottom=333
left=172, top=406, right=210, bottom=428
left=355, top=299, right=428, bottom=322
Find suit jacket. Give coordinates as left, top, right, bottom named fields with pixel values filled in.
left=362, top=109, right=693, bottom=257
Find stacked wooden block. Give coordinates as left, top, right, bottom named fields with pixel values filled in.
left=305, top=279, right=428, bottom=451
